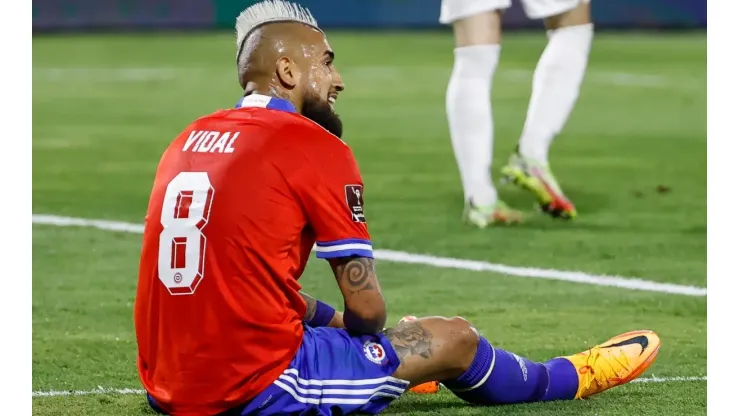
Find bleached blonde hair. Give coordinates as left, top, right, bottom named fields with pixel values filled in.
left=235, top=0, right=320, bottom=60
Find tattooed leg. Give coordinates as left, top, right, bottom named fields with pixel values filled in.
left=382, top=321, right=433, bottom=361
left=383, top=316, right=584, bottom=405
left=381, top=317, right=479, bottom=387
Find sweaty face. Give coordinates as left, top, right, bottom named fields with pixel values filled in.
left=297, top=33, right=344, bottom=137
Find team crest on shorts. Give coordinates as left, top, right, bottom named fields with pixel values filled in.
left=344, top=184, right=366, bottom=223
left=363, top=340, right=386, bottom=365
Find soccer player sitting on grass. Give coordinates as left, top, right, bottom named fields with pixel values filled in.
left=133, top=1, right=660, bottom=415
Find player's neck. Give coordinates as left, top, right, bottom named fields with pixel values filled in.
left=243, top=83, right=300, bottom=112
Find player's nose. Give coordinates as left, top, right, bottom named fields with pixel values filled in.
left=332, top=69, right=345, bottom=92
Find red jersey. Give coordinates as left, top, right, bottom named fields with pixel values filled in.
left=134, top=95, right=373, bottom=415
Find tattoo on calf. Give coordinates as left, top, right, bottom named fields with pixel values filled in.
left=382, top=321, right=433, bottom=361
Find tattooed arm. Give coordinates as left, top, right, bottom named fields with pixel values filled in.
left=300, top=291, right=318, bottom=322
left=299, top=291, right=345, bottom=328
left=328, top=257, right=386, bottom=334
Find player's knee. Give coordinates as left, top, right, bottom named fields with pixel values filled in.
left=443, top=316, right=480, bottom=369
left=544, top=2, right=591, bottom=30
left=452, top=11, right=502, bottom=47
left=447, top=316, right=480, bottom=346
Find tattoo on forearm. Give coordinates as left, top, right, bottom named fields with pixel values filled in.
left=382, top=321, right=433, bottom=361
left=339, top=258, right=376, bottom=294
left=300, top=291, right=317, bottom=322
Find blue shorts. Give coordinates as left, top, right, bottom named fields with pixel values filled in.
left=148, top=325, right=409, bottom=415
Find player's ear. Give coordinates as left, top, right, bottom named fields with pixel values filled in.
left=276, top=57, right=298, bottom=89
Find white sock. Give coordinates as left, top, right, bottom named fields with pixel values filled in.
left=518, top=23, right=593, bottom=164
left=445, top=44, right=500, bottom=207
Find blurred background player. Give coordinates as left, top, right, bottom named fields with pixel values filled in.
left=441, top=0, right=592, bottom=226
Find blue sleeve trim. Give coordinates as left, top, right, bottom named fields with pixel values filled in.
left=315, top=238, right=372, bottom=247
left=315, top=248, right=374, bottom=259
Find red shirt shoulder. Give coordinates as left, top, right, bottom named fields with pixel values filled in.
left=267, top=117, right=373, bottom=260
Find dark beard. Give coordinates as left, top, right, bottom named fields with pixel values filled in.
left=301, top=95, right=343, bottom=138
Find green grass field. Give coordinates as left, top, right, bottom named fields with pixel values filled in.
left=32, top=31, right=707, bottom=415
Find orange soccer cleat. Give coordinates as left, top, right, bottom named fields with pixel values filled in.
left=564, top=330, right=661, bottom=399
left=410, top=381, right=440, bottom=394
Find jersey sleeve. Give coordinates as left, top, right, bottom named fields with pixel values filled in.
left=288, top=129, right=373, bottom=260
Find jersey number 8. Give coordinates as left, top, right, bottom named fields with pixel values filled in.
left=158, top=172, right=214, bottom=295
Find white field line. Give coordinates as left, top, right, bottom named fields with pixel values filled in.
left=33, top=387, right=145, bottom=397
left=31, top=67, right=695, bottom=89
left=632, top=376, right=707, bottom=383
left=31, top=376, right=707, bottom=397
left=32, top=214, right=707, bottom=297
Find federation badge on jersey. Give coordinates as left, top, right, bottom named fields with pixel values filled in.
left=344, top=184, right=366, bottom=223
left=363, top=341, right=386, bottom=365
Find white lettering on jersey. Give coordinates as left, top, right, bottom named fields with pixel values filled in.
left=196, top=131, right=220, bottom=152
left=210, top=132, right=230, bottom=153
left=182, top=130, right=205, bottom=152
left=225, top=132, right=240, bottom=153
left=182, top=131, right=240, bottom=153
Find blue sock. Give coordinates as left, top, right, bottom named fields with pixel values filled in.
left=442, top=336, right=579, bottom=405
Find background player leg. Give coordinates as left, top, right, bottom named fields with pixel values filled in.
left=383, top=316, right=660, bottom=405
left=502, top=1, right=592, bottom=219
left=444, top=8, right=524, bottom=227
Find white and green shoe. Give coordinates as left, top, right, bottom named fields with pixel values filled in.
left=501, top=152, right=577, bottom=220
left=463, top=199, right=525, bottom=228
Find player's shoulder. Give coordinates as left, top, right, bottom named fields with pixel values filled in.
left=190, top=107, right=340, bottom=139
left=171, top=107, right=352, bottom=163
left=188, top=107, right=277, bottom=131
left=173, top=107, right=288, bottom=146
